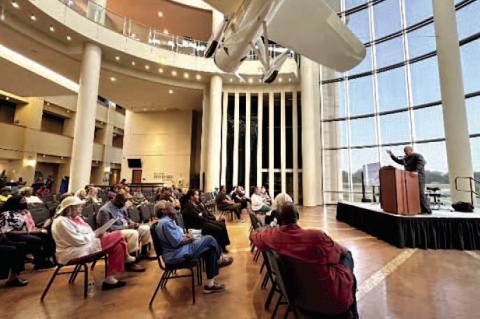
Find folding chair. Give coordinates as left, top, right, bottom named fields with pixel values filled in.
left=149, top=223, right=201, bottom=306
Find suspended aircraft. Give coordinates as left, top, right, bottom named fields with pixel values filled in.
left=204, top=0, right=366, bottom=83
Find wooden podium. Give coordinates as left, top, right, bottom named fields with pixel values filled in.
left=379, top=166, right=421, bottom=215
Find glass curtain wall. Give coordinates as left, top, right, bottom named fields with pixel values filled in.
left=321, top=0, right=455, bottom=204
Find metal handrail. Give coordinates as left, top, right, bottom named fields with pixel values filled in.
left=454, top=176, right=480, bottom=204
left=57, top=0, right=295, bottom=61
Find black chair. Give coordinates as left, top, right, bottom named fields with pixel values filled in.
left=149, top=223, right=200, bottom=306
left=40, top=249, right=107, bottom=301
left=82, top=204, right=97, bottom=230
left=28, top=204, right=51, bottom=227
left=139, top=204, right=152, bottom=223
left=128, top=206, right=142, bottom=223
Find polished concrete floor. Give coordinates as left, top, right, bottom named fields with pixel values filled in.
left=1, top=206, right=480, bottom=319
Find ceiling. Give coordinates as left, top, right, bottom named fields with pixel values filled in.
left=107, top=0, right=212, bottom=41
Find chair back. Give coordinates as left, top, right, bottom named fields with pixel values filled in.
left=249, top=211, right=261, bottom=230
left=82, top=204, right=97, bottom=229
left=149, top=223, right=166, bottom=270
left=266, top=250, right=296, bottom=313
left=139, top=204, right=152, bottom=222
left=128, top=206, right=141, bottom=223
left=28, top=204, right=51, bottom=226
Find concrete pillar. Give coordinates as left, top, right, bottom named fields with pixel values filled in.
left=220, top=91, right=228, bottom=186
left=69, top=43, right=102, bottom=192
left=301, top=57, right=319, bottom=206
left=280, top=91, right=286, bottom=194
left=292, top=92, right=299, bottom=204
left=200, top=89, right=210, bottom=190
left=205, top=75, right=223, bottom=192
left=432, top=0, right=474, bottom=203
left=245, top=93, right=251, bottom=196
left=268, top=92, right=274, bottom=197
left=233, top=92, right=239, bottom=186
left=257, top=93, right=263, bottom=187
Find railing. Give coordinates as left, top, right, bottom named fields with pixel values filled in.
left=454, top=176, right=480, bottom=204
left=58, top=0, right=295, bottom=61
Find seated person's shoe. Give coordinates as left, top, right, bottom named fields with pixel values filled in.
left=5, top=278, right=28, bottom=287
left=125, top=263, right=146, bottom=272
left=203, top=283, right=225, bottom=294
left=218, top=256, right=234, bottom=268
left=102, top=281, right=127, bottom=291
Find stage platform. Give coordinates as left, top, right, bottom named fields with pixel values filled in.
left=336, top=202, right=480, bottom=250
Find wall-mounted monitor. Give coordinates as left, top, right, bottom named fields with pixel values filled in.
left=127, top=158, right=142, bottom=169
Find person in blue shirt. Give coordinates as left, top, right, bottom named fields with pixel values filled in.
left=154, top=201, right=233, bottom=294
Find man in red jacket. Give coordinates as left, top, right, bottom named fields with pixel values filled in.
left=251, top=204, right=358, bottom=318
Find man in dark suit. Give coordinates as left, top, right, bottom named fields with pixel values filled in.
left=387, top=146, right=432, bottom=214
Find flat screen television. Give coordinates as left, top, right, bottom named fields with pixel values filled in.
left=127, top=158, right=142, bottom=169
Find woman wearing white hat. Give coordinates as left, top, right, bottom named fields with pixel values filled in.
left=51, top=196, right=131, bottom=290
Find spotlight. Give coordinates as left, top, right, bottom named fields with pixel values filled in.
left=110, top=76, right=116, bottom=82
left=169, top=89, right=174, bottom=94
left=11, top=1, right=19, bottom=9
left=30, top=15, right=37, bottom=21
left=66, top=35, right=72, bottom=41
left=49, top=26, right=55, bottom=32
left=131, top=61, right=136, bottom=66
left=171, top=70, right=177, bottom=76
left=184, top=72, right=189, bottom=79
left=196, top=74, right=202, bottom=80
left=145, top=65, right=150, bottom=70
left=158, top=11, right=164, bottom=18
left=115, top=56, right=120, bottom=61
left=158, top=68, right=164, bottom=73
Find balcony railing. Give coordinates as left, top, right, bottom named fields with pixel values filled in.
left=58, top=0, right=295, bottom=61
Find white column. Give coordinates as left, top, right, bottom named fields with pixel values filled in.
left=300, top=57, right=318, bottom=206
left=205, top=75, right=223, bottom=192
left=293, top=92, right=299, bottom=204
left=200, top=89, right=210, bottom=190
left=232, top=92, right=240, bottom=186
left=257, top=93, right=263, bottom=187
left=220, top=91, right=228, bottom=186
left=269, top=92, right=275, bottom=197
left=69, top=43, right=102, bottom=192
left=280, top=91, right=286, bottom=194
left=211, top=10, right=224, bottom=34
left=432, top=0, right=474, bottom=203
left=245, top=92, right=251, bottom=195
left=313, top=65, right=323, bottom=205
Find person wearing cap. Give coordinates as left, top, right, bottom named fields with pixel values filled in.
left=51, top=196, right=131, bottom=290
left=154, top=201, right=232, bottom=294
left=97, top=194, right=152, bottom=265
left=0, top=187, right=12, bottom=202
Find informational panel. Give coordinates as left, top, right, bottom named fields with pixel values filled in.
left=363, top=162, right=381, bottom=187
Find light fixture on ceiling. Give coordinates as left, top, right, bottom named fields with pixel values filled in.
left=278, top=77, right=283, bottom=83
left=131, top=61, right=136, bottom=66
left=171, top=70, right=177, bottom=76
left=5, top=96, right=10, bottom=101
left=110, top=76, right=116, bottom=82
left=115, top=56, right=120, bottom=61
left=183, top=72, right=189, bottom=79
left=248, top=78, right=253, bottom=84
left=168, top=89, right=174, bottom=94
left=163, top=29, right=169, bottom=35
left=66, top=35, right=72, bottom=41
left=49, top=26, right=55, bottom=32
left=157, top=11, right=164, bottom=18
left=158, top=68, right=164, bottom=73
left=288, top=77, right=292, bottom=82
left=229, top=78, right=233, bottom=83
left=30, top=15, right=37, bottom=21
left=196, top=74, right=202, bottom=80
left=11, top=1, right=19, bottom=9
left=143, top=108, right=147, bottom=111
left=145, top=65, right=150, bottom=70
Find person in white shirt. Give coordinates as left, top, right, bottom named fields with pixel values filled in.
left=18, top=187, right=43, bottom=205
left=250, top=186, right=272, bottom=213
left=51, top=196, right=132, bottom=290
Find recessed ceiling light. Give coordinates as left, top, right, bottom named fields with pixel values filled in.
left=66, top=35, right=72, bottom=41
left=11, top=1, right=19, bottom=9
left=158, top=68, right=164, bottom=73
left=115, top=56, right=120, bottom=61
left=5, top=96, right=10, bottom=101
left=278, top=77, right=283, bottom=83
left=163, top=29, right=169, bottom=34
left=248, top=78, right=253, bottom=83
left=168, top=89, right=174, bottom=94
left=184, top=72, right=189, bottom=79
left=143, top=108, right=147, bottom=111
left=131, top=61, right=136, bottom=66
left=145, top=65, right=150, bottom=70
left=229, top=78, right=233, bottom=83
left=30, top=15, right=37, bottom=21
left=158, top=11, right=164, bottom=18
left=110, top=76, right=116, bottom=82
left=49, top=26, right=55, bottom=32
left=196, top=74, right=202, bottom=80
left=171, top=70, right=177, bottom=76
left=288, top=78, right=292, bottom=82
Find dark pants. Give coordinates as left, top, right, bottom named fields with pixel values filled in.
left=340, top=251, right=359, bottom=319
left=201, top=221, right=231, bottom=251
left=190, top=235, right=220, bottom=279
left=0, top=239, right=26, bottom=278
left=419, top=179, right=432, bottom=214
left=6, top=233, right=51, bottom=266
left=219, top=204, right=242, bottom=219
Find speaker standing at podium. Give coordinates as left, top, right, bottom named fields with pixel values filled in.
left=387, top=146, right=432, bottom=214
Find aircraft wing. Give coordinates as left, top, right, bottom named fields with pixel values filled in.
left=267, top=0, right=366, bottom=72
left=203, top=0, right=245, bottom=17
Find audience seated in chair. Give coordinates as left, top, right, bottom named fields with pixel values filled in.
left=0, top=195, right=54, bottom=270
left=250, top=186, right=272, bottom=225
left=51, top=196, right=132, bottom=290
left=97, top=194, right=151, bottom=267
left=0, top=232, right=29, bottom=287
left=265, top=193, right=295, bottom=226
left=251, top=204, right=359, bottom=318
left=18, top=187, right=43, bottom=205
left=0, top=187, right=12, bottom=202
left=181, top=189, right=232, bottom=254
left=85, top=185, right=101, bottom=204
left=231, top=186, right=250, bottom=210
left=216, top=185, right=243, bottom=221
left=154, top=201, right=233, bottom=294
left=260, top=186, right=272, bottom=205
